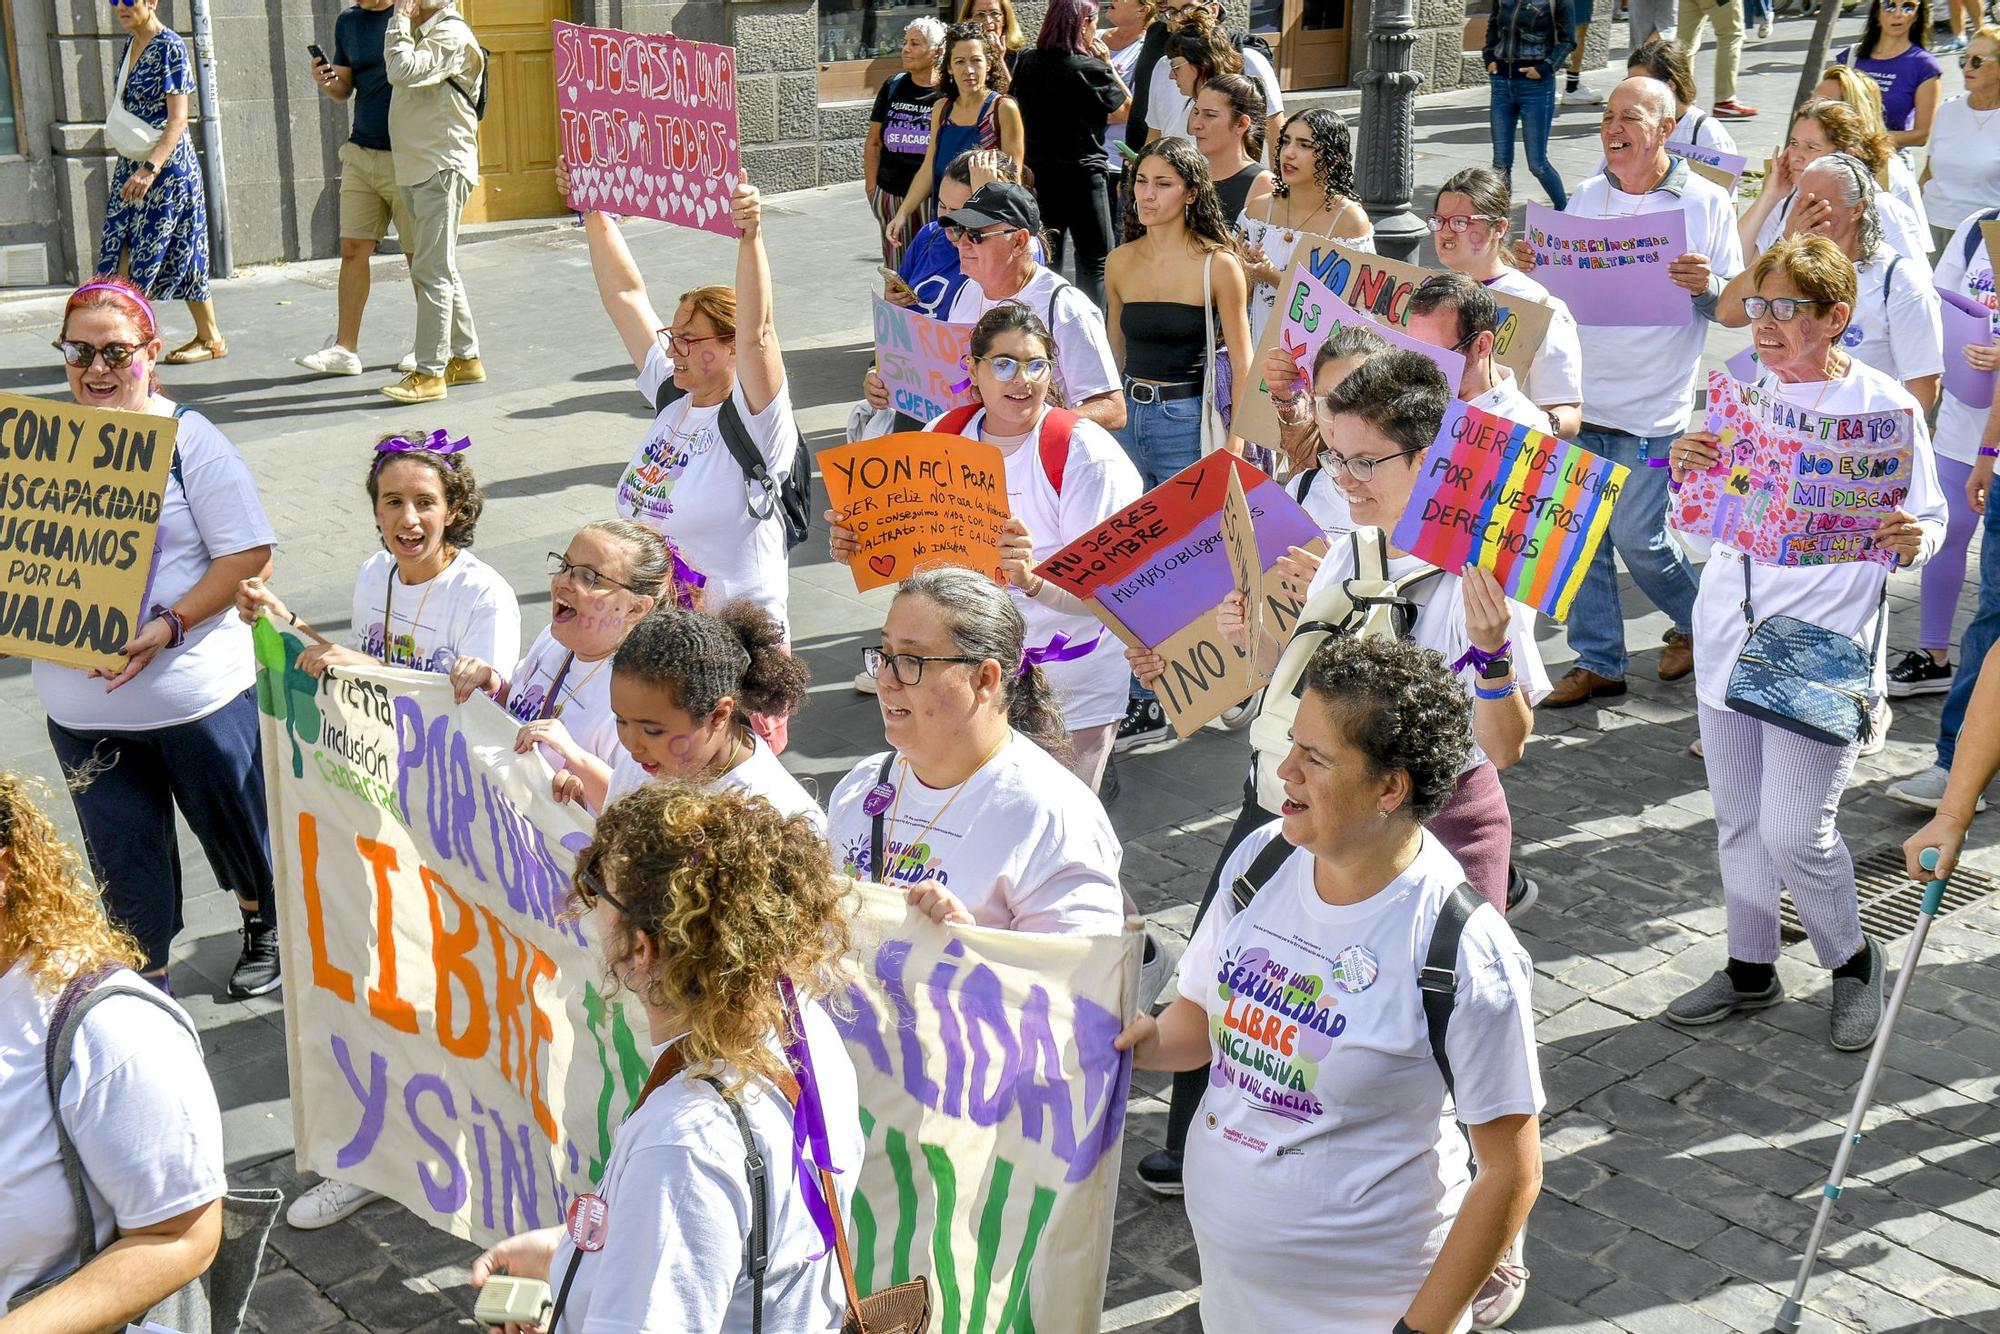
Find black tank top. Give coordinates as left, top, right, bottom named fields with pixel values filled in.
left=1215, top=164, right=1268, bottom=225
left=1120, top=300, right=1208, bottom=383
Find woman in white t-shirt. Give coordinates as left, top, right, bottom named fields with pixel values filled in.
left=563, top=163, right=801, bottom=641
left=1666, top=235, right=1946, bottom=1052
left=0, top=774, right=227, bottom=1322
left=1739, top=99, right=1930, bottom=267
left=825, top=570, right=1126, bottom=934
left=448, top=520, right=697, bottom=781
left=471, top=783, right=860, bottom=1333
left=1427, top=168, right=1585, bottom=437
left=1916, top=28, right=2000, bottom=249
left=1114, top=634, right=1544, bottom=1334
left=580, top=602, right=820, bottom=829
left=1237, top=108, right=1375, bottom=346
left=38, top=279, right=279, bottom=997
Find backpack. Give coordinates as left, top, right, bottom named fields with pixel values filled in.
left=936, top=403, right=1079, bottom=495
left=1232, top=28, right=1275, bottom=59
left=654, top=379, right=815, bottom=551
left=1248, top=526, right=1444, bottom=816
left=438, top=16, right=492, bottom=121
left=1226, top=837, right=1485, bottom=1105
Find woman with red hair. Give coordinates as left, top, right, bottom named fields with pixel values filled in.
left=35, top=278, right=279, bottom=999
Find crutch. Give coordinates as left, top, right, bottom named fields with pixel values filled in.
left=1772, top=847, right=1951, bottom=1333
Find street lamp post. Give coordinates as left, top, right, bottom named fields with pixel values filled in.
left=1355, top=0, right=1427, bottom=263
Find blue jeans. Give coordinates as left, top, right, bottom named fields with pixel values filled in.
left=1489, top=73, right=1568, bottom=210
left=1743, top=0, right=1770, bottom=26
left=1937, top=501, right=2000, bottom=769
left=46, top=688, right=275, bottom=974
left=1564, top=428, right=1699, bottom=679
left=1118, top=393, right=1207, bottom=701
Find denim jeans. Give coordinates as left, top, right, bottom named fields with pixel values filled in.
left=1119, top=392, right=1207, bottom=702
left=1937, top=500, right=2000, bottom=770
left=1564, top=428, right=1699, bottom=679
left=1742, top=0, right=1770, bottom=27
left=1489, top=73, right=1568, bottom=210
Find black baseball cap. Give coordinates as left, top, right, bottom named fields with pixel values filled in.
left=939, top=183, right=1041, bottom=235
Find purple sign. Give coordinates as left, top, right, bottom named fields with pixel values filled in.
left=1525, top=203, right=1692, bottom=328
left=1939, top=287, right=1998, bottom=411
left=1280, top=265, right=1468, bottom=395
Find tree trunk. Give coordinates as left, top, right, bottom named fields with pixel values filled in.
left=1793, top=0, right=1847, bottom=116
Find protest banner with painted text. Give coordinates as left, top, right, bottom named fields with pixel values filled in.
left=821, top=432, right=1009, bottom=590
left=873, top=297, right=974, bottom=424
left=554, top=21, right=741, bottom=237
left=1391, top=400, right=1625, bottom=620
left=1671, top=371, right=1915, bottom=566
left=1524, top=204, right=1691, bottom=327
left=832, top=882, right=1140, bottom=1334
left=0, top=393, right=173, bottom=671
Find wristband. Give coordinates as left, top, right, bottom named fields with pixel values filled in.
left=149, top=603, right=186, bottom=649
left=1980, top=447, right=1999, bottom=459
left=1450, top=639, right=1512, bottom=674
left=1474, top=680, right=1519, bottom=701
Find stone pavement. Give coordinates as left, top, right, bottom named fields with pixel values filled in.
left=2, top=13, right=1997, bottom=1332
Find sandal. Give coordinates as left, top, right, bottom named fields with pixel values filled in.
left=164, top=337, right=228, bottom=364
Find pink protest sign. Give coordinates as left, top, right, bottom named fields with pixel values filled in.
left=1671, top=371, right=1914, bottom=567
left=1524, top=203, right=1691, bottom=328
left=553, top=21, right=741, bottom=237
left=872, top=297, right=974, bottom=424
left=1278, top=263, right=1466, bottom=394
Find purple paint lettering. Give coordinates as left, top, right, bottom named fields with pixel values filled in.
left=924, top=946, right=967, bottom=1119
left=958, top=963, right=1021, bottom=1128
left=1011, top=985, right=1076, bottom=1168
left=874, top=939, right=939, bottom=1110
left=330, top=1035, right=389, bottom=1170
left=1069, top=997, right=1132, bottom=1183
left=492, top=1105, right=542, bottom=1233
left=405, top=1073, right=469, bottom=1212
left=830, top=981, right=893, bottom=1076
left=471, top=1093, right=495, bottom=1231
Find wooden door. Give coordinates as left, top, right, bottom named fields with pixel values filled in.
left=461, top=0, right=567, bottom=222
left=1283, top=0, right=1350, bottom=89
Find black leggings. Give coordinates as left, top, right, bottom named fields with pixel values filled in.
left=1035, top=166, right=1115, bottom=311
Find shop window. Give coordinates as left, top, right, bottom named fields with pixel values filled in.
left=818, top=0, right=951, bottom=101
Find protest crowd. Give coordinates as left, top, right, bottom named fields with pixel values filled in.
left=5, top=0, right=2000, bottom=1330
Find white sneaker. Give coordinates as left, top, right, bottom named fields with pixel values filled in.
left=1561, top=84, right=1604, bottom=106
left=285, top=1179, right=382, bottom=1230
left=1887, top=763, right=1987, bottom=812
left=397, top=350, right=419, bottom=374
left=1858, top=700, right=1891, bottom=757
left=294, top=342, right=363, bottom=376
left=853, top=668, right=878, bottom=695
left=1757, top=15, right=1773, bottom=35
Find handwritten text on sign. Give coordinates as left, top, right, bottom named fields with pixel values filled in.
left=832, top=883, right=1137, bottom=1333
left=1279, top=264, right=1468, bottom=395
left=1390, top=400, right=1626, bottom=621
left=1666, top=140, right=1749, bottom=192
left=1671, top=371, right=1915, bottom=566
left=1524, top=203, right=1690, bottom=327
left=821, top=432, right=1009, bottom=591
left=872, top=297, right=974, bottom=425
left=553, top=21, right=741, bottom=237
left=0, top=393, right=173, bottom=671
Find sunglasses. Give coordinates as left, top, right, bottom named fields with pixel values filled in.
left=53, top=338, right=143, bottom=370
left=1425, top=213, right=1499, bottom=234
left=1880, top=1, right=1918, bottom=12
left=574, top=852, right=629, bottom=915
left=547, top=552, right=634, bottom=594
left=974, top=354, right=1053, bottom=383
left=945, top=224, right=1018, bottom=246
left=1961, top=53, right=1990, bottom=70
left=1743, top=296, right=1835, bottom=321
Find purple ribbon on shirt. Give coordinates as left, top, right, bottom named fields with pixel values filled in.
left=372, top=429, right=471, bottom=468
left=778, top=975, right=841, bottom=1260
left=1018, top=629, right=1104, bottom=676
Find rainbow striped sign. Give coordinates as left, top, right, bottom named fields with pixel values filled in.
left=1390, top=400, right=1627, bottom=621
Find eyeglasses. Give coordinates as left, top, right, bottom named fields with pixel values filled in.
left=1316, top=442, right=1428, bottom=481
left=53, top=338, right=142, bottom=369
left=862, top=646, right=985, bottom=686
left=944, top=224, right=1017, bottom=246
left=1962, top=53, right=1990, bottom=70
left=1743, top=296, right=1834, bottom=321
left=574, top=851, right=630, bottom=916
left=548, top=552, right=634, bottom=593
left=657, top=327, right=731, bottom=358
left=1425, top=213, right=1498, bottom=233
left=974, top=354, right=1053, bottom=383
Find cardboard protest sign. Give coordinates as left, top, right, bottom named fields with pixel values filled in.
left=832, top=881, right=1139, bottom=1334
left=1033, top=452, right=1323, bottom=735
left=1668, top=140, right=1749, bottom=193
left=0, top=393, right=174, bottom=671
left=821, top=432, right=1009, bottom=591
left=257, top=621, right=639, bottom=1247
left=1984, top=220, right=2000, bottom=284
left=1390, top=400, right=1626, bottom=620
left=1671, top=371, right=1915, bottom=566
left=1220, top=467, right=1263, bottom=696
left=553, top=21, right=741, bottom=237
left=1725, top=346, right=1762, bottom=384
left=1938, top=288, right=1997, bottom=411
left=872, top=297, right=974, bottom=424
left=1280, top=264, right=1467, bottom=396
left=1234, top=241, right=1554, bottom=449
left=1524, top=203, right=1691, bottom=327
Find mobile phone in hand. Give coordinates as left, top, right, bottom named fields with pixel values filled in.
left=1114, top=140, right=1140, bottom=162
left=876, top=264, right=915, bottom=299
left=307, top=43, right=329, bottom=67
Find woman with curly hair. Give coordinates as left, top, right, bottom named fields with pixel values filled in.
left=1115, top=633, right=1544, bottom=1332
left=470, top=783, right=861, bottom=1331
left=1736, top=98, right=1929, bottom=263
left=1237, top=107, right=1374, bottom=344
left=886, top=23, right=1025, bottom=245
left=0, top=773, right=227, bottom=1323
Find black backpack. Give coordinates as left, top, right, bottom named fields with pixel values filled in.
left=1228, top=837, right=1484, bottom=1106
left=1233, top=28, right=1275, bottom=59
left=438, top=16, right=492, bottom=121
left=653, top=379, right=814, bottom=551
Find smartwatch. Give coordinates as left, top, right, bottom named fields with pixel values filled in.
left=1477, top=655, right=1513, bottom=681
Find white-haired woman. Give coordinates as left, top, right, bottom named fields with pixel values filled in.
left=866, top=17, right=948, bottom=268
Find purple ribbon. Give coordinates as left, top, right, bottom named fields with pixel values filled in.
left=1018, top=629, right=1104, bottom=676
left=1449, top=638, right=1511, bottom=674
left=778, top=975, right=841, bottom=1260
left=668, top=546, right=708, bottom=610
left=373, top=429, right=471, bottom=467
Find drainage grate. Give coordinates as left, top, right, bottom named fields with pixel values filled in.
left=1779, top=847, right=2000, bottom=943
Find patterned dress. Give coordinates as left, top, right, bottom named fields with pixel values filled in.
left=97, top=30, right=210, bottom=302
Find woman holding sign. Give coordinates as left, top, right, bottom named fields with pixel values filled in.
left=1665, top=234, right=1946, bottom=1051
left=1236, top=108, right=1374, bottom=345
left=469, top=783, right=861, bottom=1332
left=37, top=278, right=279, bottom=1001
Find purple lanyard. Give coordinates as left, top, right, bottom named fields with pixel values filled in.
left=778, top=975, right=841, bottom=1259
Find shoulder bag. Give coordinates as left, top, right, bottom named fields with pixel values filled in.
left=106, top=41, right=165, bottom=163
left=1199, top=250, right=1229, bottom=456
left=1723, top=558, right=1883, bottom=747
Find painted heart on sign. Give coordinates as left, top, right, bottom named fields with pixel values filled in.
left=868, top=554, right=898, bottom=578
left=564, top=85, right=579, bottom=104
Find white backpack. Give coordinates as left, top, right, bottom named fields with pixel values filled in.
left=1249, top=526, right=1445, bottom=815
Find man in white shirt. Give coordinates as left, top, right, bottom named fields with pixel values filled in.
left=1524, top=76, right=1743, bottom=707
left=1404, top=273, right=1555, bottom=435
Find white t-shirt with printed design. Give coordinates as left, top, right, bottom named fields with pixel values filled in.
left=1753, top=189, right=1933, bottom=273
left=1838, top=250, right=1944, bottom=388
left=620, top=346, right=801, bottom=633
left=825, top=734, right=1124, bottom=934
left=1934, top=212, right=2000, bottom=465
left=346, top=549, right=520, bottom=675
left=1177, top=826, right=1542, bottom=1334
left=504, top=626, right=621, bottom=767
left=944, top=266, right=1122, bottom=406
left=604, top=733, right=825, bottom=831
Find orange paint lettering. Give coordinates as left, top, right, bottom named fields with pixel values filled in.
left=297, top=811, right=355, bottom=1002
left=423, top=866, right=489, bottom=1061
left=356, top=834, right=419, bottom=1034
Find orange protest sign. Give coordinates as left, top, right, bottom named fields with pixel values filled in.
left=820, top=431, right=1010, bottom=592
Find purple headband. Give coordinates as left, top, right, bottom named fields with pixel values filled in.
left=373, top=430, right=471, bottom=469
left=71, top=281, right=158, bottom=337
left=1017, top=629, right=1103, bottom=676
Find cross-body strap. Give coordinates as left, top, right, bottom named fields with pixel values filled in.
left=868, top=752, right=896, bottom=883
left=1229, top=834, right=1297, bottom=913
left=1037, top=408, right=1079, bottom=496
left=704, top=1078, right=772, bottom=1334
left=1418, top=882, right=1482, bottom=1105
left=1881, top=253, right=1900, bottom=304
left=766, top=1072, right=868, bottom=1325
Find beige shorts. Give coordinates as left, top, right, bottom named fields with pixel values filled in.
left=338, top=141, right=414, bottom=243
